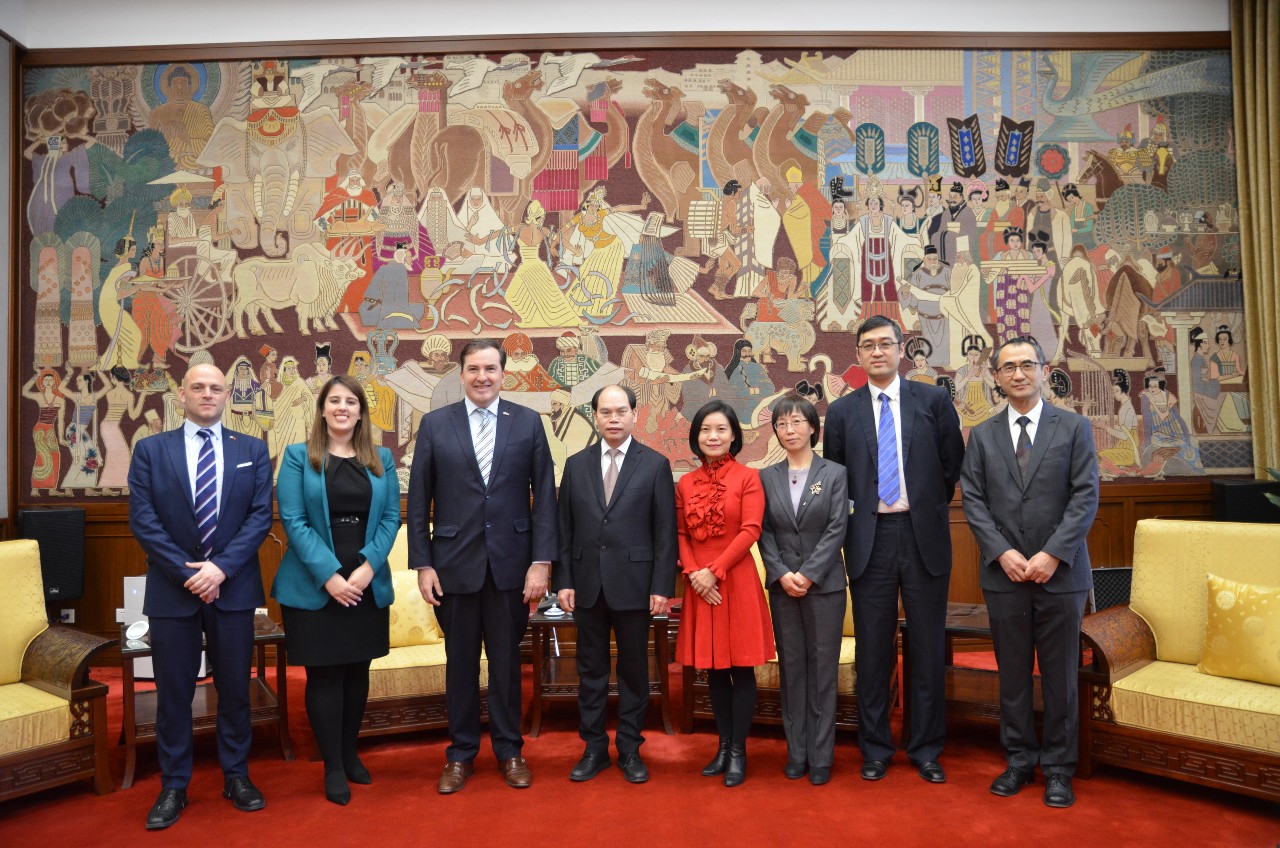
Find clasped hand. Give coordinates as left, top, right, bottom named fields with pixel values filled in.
left=183, top=560, right=226, bottom=603
left=997, top=550, right=1061, bottom=584
left=689, top=568, right=721, bottom=605
left=326, top=562, right=374, bottom=607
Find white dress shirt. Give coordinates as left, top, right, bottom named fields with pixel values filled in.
left=870, top=376, right=910, bottom=513
left=600, top=435, right=632, bottom=479
left=1007, top=398, right=1045, bottom=450
left=183, top=419, right=224, bottom=507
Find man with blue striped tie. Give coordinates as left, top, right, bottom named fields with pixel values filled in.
left=824, top=316, right=964, bottom=785
left=128, top=363, right=274, bottom=830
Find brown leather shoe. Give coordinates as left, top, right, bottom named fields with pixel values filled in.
left=438, top=761, right=474, bottom=794
left=502, top=756, right=532, bottom=788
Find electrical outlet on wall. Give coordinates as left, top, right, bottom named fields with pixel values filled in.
left=59, top=609, right=75, bottom=624
left=116, top=608, right=126, bottom=623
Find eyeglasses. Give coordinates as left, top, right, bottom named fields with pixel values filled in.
left=774, top=417, right=811, bottom=432
left=595, top=409, right=633, bottom=420
left=857, top=340, right=901, bottom=354
left=996, top=360, right=1044, bottom=376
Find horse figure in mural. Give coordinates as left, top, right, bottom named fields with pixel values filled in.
left=1075, top=149, right=1126, bottom=210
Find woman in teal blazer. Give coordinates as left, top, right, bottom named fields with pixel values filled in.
left=272, top=375, right=400, bottom=805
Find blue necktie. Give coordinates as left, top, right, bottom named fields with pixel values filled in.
left=194, top=429, right=218, bottom=559
left=473, top=408, right=494, bottom=485
left=877, top=392, right=900, bottom=506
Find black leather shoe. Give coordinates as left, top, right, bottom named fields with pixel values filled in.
left=569, top=751, right=612, bottom=782
left=145, top=788, right=187, bottom=830
left=617, top=752, right=649, bottom=784
left=723, top=744, right=747, bottom=787
left=324, top=770, right=351, bottom=806
left=989, top=766, right=1035, bottom=797
left=1044, top=774, right=1075, bottom=808
left=808, top=767, right=831, bottom=785
left=784, top=762, right=807, bottom=780
left=861, top=760, right=890, bottom=781
left=916, top=761, right=946, bottom=783
left=701, top=737, right=731, bottom=776
left=223, top=776, right=266, bottom=812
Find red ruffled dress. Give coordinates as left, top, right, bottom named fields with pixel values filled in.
left=674, top=456, right=776, bottom=670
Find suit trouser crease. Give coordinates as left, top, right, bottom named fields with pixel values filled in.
left=772, top=589, right=845, bottom=768
left=853, top=514, right=949, bottom=764
left=437, top=566, right=528, bottom=763
left=574, top=598, right=650, bottom=755
left=149, top=606, right=255, bottom=789
left=986, top=584, right=1087, bottom=776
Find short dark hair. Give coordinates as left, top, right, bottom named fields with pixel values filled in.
left=688, top=400, right=743, bottom=459
left=855, top=315, right=903, bottom=346
left=591, top=384, right=636, bottom=412
left=770, top=392, right=820, bottom=447
left=992, top=335, right=1047, bottom=369
left=459, top=338, right=506, bottom=369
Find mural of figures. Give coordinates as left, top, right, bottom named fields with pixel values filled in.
left=16, top=46, right=1249, bottom=499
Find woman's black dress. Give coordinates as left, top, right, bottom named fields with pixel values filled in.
left=282, top=456, right=390, bottom=667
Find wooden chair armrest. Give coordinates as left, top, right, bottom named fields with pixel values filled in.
left=21, top=625, right=116, bottom=699
left=1081, top=604, right=1155, bottom=679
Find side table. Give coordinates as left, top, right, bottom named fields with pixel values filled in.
left=524, top=610, right=673, bottom=737
left=118, top=613, right=295, bottom=789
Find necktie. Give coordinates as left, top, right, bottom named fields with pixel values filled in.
left=1015, top=416, right=1032, bottom=479
left=603, top=447, right=621, bottom=505
left=473, top=408, right=494, bottom=485
left=877, top=392, right=900, bottom=506
left=194, top=429, right=218, bottom=559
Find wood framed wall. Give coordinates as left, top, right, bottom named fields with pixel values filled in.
left=8, top=29, right=1232, bottom=655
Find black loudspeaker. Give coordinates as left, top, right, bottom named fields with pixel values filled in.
left=1211, top=479, right=1280, bottom=524
left=18, top=507, right=86, bottom=602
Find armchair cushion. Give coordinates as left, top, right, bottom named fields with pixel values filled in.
left=0, top=682, right=69, bottom=755
left=0, top=540, right=51, bottom=685
left=1197, top=573, right=1280, bottom=688
left=388, top=570, right=443, bottom=648
left=368, top=643, right=488, bottom=699
left=1110, top=660, right=1280, bottom=754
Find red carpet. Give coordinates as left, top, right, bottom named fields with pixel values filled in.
left=2, top=661, right=1277, bottom=847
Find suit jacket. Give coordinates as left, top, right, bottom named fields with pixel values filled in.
left=554, top=439, right=678, bottom=610
left=758, top=455, right=849, bottom=595
left=406, top=397, right=557, bottom=593
left=128, top=426, right=272, bottom=616
left=824, top=379, right=965, bottom=580
left=271, top=444, right=402, bottom=610
left=960, top=403, right=1099, bottom=594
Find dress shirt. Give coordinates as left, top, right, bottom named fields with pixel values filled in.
left=599, top=436, right=632, bottom=479
left=1006, top=398, right=1045, bottom=451
left=183, top=419, right=224, bottom=507
left=870, top=376, right=909, bottom=513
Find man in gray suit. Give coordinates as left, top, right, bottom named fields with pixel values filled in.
left=555, top=384, right=677, bottom=784
left=960, top=336, right=1099, bottom=808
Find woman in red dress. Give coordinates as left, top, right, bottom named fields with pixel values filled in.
left=675, top=400, right=775, bottom=786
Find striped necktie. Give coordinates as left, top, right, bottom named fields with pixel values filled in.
left=194, top=429, right=218, bottom=559
left=473, top=408, right=494, bottom=485
left=877, top=392, right=900, bottom=506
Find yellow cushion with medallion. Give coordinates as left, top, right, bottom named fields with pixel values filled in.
left=1196, top=573, right=1280, bottom=687
left=388, top=570, right=443, bottom=648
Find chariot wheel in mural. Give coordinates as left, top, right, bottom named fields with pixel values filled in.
left=166, top=255, right=235, bottom=353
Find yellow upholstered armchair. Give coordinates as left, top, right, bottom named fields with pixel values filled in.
left=0, top=539, right=115, bottom=801
left=358, top=527, right=488, bottom=738
left=1079, top=520, right=1280, bottom=803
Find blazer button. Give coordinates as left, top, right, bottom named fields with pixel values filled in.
left=485, top=522, right=492, bottom=528
left=600, top=545, right=606, bottom=551
left=485, top=494, right=490, bottom=500
left=1022, top=496, right=1030, bottom=503
left=603, top=518, right=609, bottom=525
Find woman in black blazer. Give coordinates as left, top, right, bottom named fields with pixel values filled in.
left=758, top=393, right=849, bottom=785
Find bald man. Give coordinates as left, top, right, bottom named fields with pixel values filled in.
left=128, top=364, right=273, bottom=829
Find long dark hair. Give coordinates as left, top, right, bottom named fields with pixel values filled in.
left=306, top=375, right=383, bottom=476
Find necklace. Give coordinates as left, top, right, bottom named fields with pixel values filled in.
left=789, top=465, right=810, bottom=485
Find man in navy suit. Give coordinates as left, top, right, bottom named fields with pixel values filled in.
left=128, top=363, right=273, bottom=830
left=961, top=336, right=1098, bottom=808
left=824, top=316, right=964, bottom=784
left=555, top=384, right=677, bottom=784
left=407, top=339, right=557, bottom=793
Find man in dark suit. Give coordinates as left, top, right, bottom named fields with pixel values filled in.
left=555, top=384, right=677, bottom=784
left=128, top=363, right=273, bottom=830
left=960, top=336, right=1099, bottom=808
left=824, top=316, right=964, bottom=784
left=408, top=339, right=556, bottom=793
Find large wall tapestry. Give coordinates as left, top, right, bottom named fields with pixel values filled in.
left=16, top=45, right=1245, bottom=500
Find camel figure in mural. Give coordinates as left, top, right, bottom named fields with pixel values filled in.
left=752, top=84, right=854, bottom=200
left=706, top=79, right=762, bottom=188
left=333, top=78, right=377, bottom=188
left=494, top=70, right=553, bottom=223
left=633, top=77, right=702, bottom=256
left=574, top=76, right=633, bottom=209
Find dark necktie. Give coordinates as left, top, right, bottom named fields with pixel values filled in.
left=194, top=429, right=218, bottom=559
left=1015, top=416, right=1032, bottom=479
left=877, top=392, right=900, bottom=505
